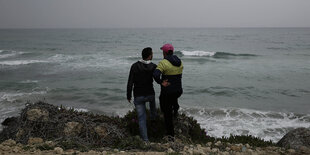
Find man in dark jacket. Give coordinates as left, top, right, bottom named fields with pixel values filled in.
left=127, top=47, right=157, bottom=142
left=153, top=44, right=183, bottom=138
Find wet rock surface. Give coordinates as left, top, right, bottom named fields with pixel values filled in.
left=277, top=127, right=310, bottom=149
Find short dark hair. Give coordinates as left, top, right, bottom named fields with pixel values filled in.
left=142, top=47, right=152, bottom=60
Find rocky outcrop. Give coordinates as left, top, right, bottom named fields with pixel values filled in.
left=28, top=137, right=43, bottom=145
left=94, top=124, right=108, bottom=137
left=277, top=127, right=310, bottom=149
left=26, top=108, right=49, bottom=121
left=64, top=122, right=83, bottom=136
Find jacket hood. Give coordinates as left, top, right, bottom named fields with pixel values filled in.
left=165, top=55, right=182, bottom=67
left=136, top=61, right=155, bottom=71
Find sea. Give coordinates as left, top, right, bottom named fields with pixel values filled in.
left=0, top=28, right=310, bottom=142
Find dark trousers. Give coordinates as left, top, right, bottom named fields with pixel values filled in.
left=159, top=92, right=181, bottom=137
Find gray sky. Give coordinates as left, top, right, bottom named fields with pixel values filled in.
left=0, top=0, right=309, bottom=28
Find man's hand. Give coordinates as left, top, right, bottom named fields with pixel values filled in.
left=161, top=79, right=170, bottom=87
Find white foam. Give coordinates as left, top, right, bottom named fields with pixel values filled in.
left=48, top=53, right=129, bottom=71
left=20, top=80, right=39, bottom=83
left=0, top=60, right=48, bottom=66
left=0, top=91, right=47, bottom=102
left=73, top=108, right=89, bottom=112
left=0, top=50, right=25, bottom=59
left=48, top=54, right=75, bottom=63
left=181, top=107, right=310, bottom=142
left=0, top=50, right=24, bottom=59
left=181, top=50, right=216, bottom=57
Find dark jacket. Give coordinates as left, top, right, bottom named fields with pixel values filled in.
left=127, top=61, right=157, bottom=100
left=153, top=55, right=183, bottom=95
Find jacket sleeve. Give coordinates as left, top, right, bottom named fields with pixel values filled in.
left=153, top=69, right=162, bottom=84
left=127, top=65, right=134, bottom=100
left=153, top=61, right=164, bottom=84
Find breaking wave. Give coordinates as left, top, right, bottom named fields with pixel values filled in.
left=181, top=107, right=310, bottom=142
left=176, top=50, right=257, bottom=58
left=0, top=60, right=48, bottom=66
left=0, top=50, right=26, bottom=59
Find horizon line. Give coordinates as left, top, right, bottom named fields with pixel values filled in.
left=1, top=26, right=310, bottom=30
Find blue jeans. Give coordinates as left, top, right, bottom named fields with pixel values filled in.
left=134, top=95, right=157, bottom=141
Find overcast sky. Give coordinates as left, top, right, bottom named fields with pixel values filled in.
left=0, top=0, right=309, bottom=28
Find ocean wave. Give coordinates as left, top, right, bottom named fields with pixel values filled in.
left=0, top=91, right=47, bottom=102
left=48, top=54, right=75, bottom=63
left=20, top=80, right=39, bottom=84
left=177, top=50, right=257, bottom=58
left=48, top=53, right=130, bottom=71
left=0, top=60, right=48, bottom=66
left=179, top=50, right=216, bottom=57
left=0, top=50, right=26, bottom=59
left=181, top=107, right=310, bottom=142
left=266, top=47, right=291, bottom=51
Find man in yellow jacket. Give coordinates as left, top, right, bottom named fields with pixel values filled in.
left=153, top=44, right=183, bottom=138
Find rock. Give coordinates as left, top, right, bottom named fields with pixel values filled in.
left=300, top=146, right=310, bottom=154
left=28, top=137, right=43, bottom=145
left=206, top=142, right=212, bottom=147
left=66, top=149, right=75, bottom=153
left=202, top=147, right=211, bottom=153
left=88, top=150, right=98, bottom=154
left=0, top=144, right=10, bottom=151
left=230, top=145, right=242, bottom=152
left=178, top=129, right=182, bottom=133
left=26, top=108, right=49, bottom=121
left=286, top=149, right=295, bottom=153
left=114, top=149, right=119, bottom=152
left=215, top=141, right=222, bottom=146
left=245, top=143, right=250, bottom=148
left=1, top=117, right=18, bottom=126
left=64, top=121, right=82, bottom=136
left=44, top=141, right=55, bottom=147
left=277, top=127, right=310, bottom=149
left=183, top=145, right=189, bottom=151
left=12, top=146, right=21, bottom=153
left=211, top=148, right=219, bottom=153
left=167, top=148, right=175, bottom=153
left=2, top=139, right=16, bottom=146
left=54, top=147, right=63, bottom=154
left=15, top=129, right=24, bottom=140
left=95, top=124, right=108, bottom=137
left=193, top=149, right=205, bottom=155
left=225, top=147, right=230, bottom=151
left=102, top=151, right=107, bottom=155
left=219, top=152, right=229, bottom=155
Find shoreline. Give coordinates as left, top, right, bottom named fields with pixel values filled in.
left=0, top=102, right=309, bottom=154
left=0, top=139, right=307, bottom=155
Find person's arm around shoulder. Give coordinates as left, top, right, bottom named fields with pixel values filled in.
left=153, top=60, right=170, bottom=87
left=153, top=60, right=164, bottom=84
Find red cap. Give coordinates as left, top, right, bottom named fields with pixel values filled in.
left=160, top=44, right=174, bottom=53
